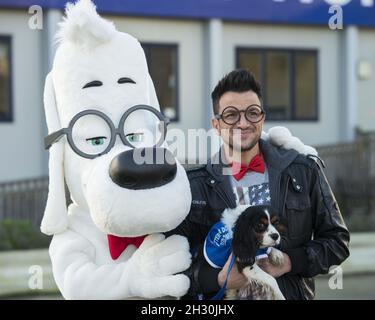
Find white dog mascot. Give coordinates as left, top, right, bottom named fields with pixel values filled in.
left=41, top=0, right=317, bottom=300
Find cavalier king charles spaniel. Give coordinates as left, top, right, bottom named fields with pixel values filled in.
left=224, top=205, right=287, bottom=300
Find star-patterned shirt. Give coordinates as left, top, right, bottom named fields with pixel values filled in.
left=230, top=166, right=271, bottom=206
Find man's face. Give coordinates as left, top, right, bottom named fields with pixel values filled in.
left=212, top=91, right=265, bottom=152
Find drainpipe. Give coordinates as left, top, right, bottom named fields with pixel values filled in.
left=342, top=25, right=358, bottom=142
left=205, top=19, right=223, bottom=159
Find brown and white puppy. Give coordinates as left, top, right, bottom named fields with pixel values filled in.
left=222, top=205, right=287, bottom=300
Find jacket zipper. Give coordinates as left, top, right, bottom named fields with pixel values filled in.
left=282, top=176, right=290, bottom=218
left=211, top=179, right=235, bottom=208
left=215, top=188, right=232, bottom=208
left=278, top=175, right=290, bottom=297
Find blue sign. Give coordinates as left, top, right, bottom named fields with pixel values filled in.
left=1, top=0, right=374, bottom=27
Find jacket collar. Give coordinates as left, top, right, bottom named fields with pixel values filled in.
left=207, top=138, right=299, bottom=180
left=259, top=139, right=299, bottom=172
left=205, top=138, right=300, bottom=214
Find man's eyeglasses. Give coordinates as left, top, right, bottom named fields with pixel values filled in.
left=215, top=105, right=265, bottom=125
left=45, top=105, right=169, bottom=159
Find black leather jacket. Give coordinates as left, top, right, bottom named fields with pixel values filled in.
left=166, top=139, right=350, bottom=300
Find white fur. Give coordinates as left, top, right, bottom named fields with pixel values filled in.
left=42, top=0, right=191, bottom=299
left=242, top=264, right=285, bottom=300
left=225, top=264, right=285, bottom=300
left=41, top=74, right=68, bottom=235
left=263, top=126, right=318, bottom=156
left=55, top=0, right=116, bottom=48
left=260, top=209, right=281, bottom=248
left=221, top=205, right=250, bottom=238
left=268, top=247, right=285, bottom=267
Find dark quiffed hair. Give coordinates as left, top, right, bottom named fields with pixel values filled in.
left=211, top=69, right=262, bottom=114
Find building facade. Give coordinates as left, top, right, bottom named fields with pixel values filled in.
left=0, top=0, right=374, bottom=182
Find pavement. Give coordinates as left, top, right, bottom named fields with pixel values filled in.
left=0, top=249, right=57, bottom=298
left=1, top=232, right=374, bottom=300
left=315, top=273, right=375, bottom=300
left=314, top=232, right=375, bottom=300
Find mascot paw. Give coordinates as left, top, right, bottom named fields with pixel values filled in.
left=265, top=126, right=318, bottom=156
left=130, top=234, right=192, bottom=298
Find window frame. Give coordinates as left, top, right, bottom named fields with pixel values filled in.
left=0, top=35, right=13, bottom=123
left=141, top=42, right=180, bottom=123
left=236, top=47, right=319, bottom=122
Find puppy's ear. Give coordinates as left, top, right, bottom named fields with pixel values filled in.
left=232, top=213, right=257, bottom=273
left=40, top=73, right=69, bottom=236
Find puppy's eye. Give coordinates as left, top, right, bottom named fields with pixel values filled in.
left=126, top=133, right=144, bottom=143
left=86, top=136, right=107, bottom=146
left=256, top=223, right=265, bottom=230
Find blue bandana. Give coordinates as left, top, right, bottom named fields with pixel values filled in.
left=203, top=221, right=271, bottom=268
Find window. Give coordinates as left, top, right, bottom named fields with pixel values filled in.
left=0, top=36, right=12, bottom=122
left=142, top=43, right=179, bottom=122
left=237, top=48, right=318, bottom=121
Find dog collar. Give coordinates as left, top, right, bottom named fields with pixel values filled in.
left=255, top=247, right=272, bottom=260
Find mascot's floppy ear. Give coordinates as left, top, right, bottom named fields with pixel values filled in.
left=40, top=73, right=68, bottom=236
left=147, top=73, right=160, bottom=110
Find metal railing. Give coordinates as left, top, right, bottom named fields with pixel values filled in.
left=0, top=177, right=48, bottom=227
left=316, top=132, right=375, bottom=217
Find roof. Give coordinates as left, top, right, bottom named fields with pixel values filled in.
left=1, top=0, right=375, bottom=27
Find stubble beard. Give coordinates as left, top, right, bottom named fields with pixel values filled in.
left=228, top=132, right=261, bottom=153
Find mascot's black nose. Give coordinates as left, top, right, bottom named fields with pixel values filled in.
left=109, top=148, right=177, bottom=190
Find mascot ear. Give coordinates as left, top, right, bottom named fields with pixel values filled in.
left=40, top=73, right=69, bottom=236
left=147, top=73, right=160, bottom=111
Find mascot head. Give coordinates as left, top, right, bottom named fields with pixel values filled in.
left=41, top=0, right=191, bottom=238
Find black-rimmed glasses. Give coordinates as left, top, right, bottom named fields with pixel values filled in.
left=215, top=105, right=265, bottom=125
left=45, top=105, right=169, bottom=159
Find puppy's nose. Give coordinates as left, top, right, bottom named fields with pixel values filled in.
left=270, top=233, right=279, bottom=241
left=109, top=148, right=177, bottom=190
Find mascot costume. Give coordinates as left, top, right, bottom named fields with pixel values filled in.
left=41, top=0, right=317, bottom=300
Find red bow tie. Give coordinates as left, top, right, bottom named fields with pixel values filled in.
left=231, top=154, right=265, bottom=181
left=107, top=234, right=146, bottom=260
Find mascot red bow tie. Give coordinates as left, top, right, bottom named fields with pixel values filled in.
left=231, top=154, right=265, bottom=181
left=107, top=234, right=146, bottom=260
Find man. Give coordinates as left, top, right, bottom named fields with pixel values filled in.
left=166, top=69, right=350, bottom=300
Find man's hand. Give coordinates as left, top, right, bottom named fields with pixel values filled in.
left=257, top=252, right=292, bottom=278
left=218, top=252, right=292, bottom=290
left=217, top=254, right=247, bottom=289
